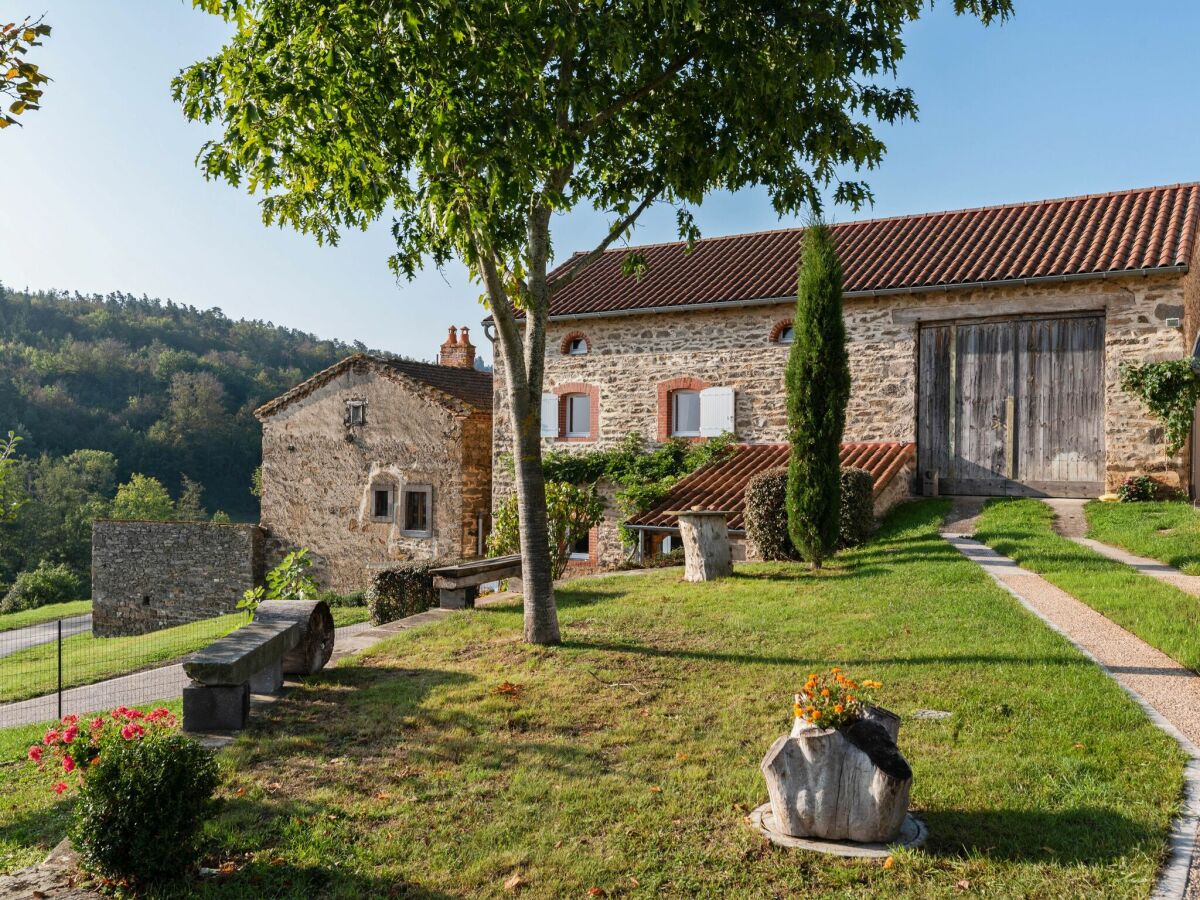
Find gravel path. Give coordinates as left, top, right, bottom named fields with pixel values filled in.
left=944, top=532, right=1200, bottom=899
left=0, top=614, right=92, bottom=660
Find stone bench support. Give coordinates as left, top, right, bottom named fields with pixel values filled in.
left=430, top=555, right=522, bottom=610
left=182, top=600, right=334, bottom=733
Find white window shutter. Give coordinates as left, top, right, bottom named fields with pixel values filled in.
left=540, top=393, right=559, bottom=438
left=699, top=386, right=735, bottom=437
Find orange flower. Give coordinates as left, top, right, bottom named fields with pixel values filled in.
left=820, top=688, right=830, bottom=697
left=834, top=704, right=844, bottom=714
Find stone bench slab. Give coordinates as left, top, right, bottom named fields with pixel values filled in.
left=183, top=620, right=301, bottom=686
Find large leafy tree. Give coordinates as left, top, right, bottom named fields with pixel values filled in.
left=175, top=0, right=1011, bottom=643
left=1, top=16, right=50, bottom=129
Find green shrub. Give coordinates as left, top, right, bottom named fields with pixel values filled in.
left=315, top=589, right=365, bottom=608
left=744, top=468, right=795, bottom=561
left=1117, top=474, right=1158, bottom=502
left=0, top=561, right=81, bottom=613
left=745, top=466, right=875, bottom=558
left=489, top=480, right=604, bottom=579
left=838, top=467, right=874, bottom=548
left=366, top=559, right=448, bottom=624
left=68, top=729, right=218, bottom=884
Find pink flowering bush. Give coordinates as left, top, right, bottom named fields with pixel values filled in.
left=28, top=706, right=218, bottom=884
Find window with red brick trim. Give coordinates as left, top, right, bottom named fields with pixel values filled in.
left=559, top=331, right=591, bottom=355
left=552, top=382, right=599, bottom=442
left=656, top=376, right=711, bottom=442
left=567, top=526, right=599, bottom=566
left=769, top=319, right=795, bottom=344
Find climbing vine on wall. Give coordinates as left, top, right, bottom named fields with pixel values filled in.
left=1119, top=359, right=1200, bottom=455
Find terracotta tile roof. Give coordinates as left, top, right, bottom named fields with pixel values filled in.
left=255, top=354, right=492, bottom=419
left=627, top=442, right=915, bottom=532
left=538, top=183, right=1200, bottom=318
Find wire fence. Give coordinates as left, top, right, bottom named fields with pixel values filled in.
left=0, top=610, right=242, bottom=729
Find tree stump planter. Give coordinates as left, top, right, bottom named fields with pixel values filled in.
left=668, top=509, right=733, bottom=582
left=760, top=706, right=913, bottom=844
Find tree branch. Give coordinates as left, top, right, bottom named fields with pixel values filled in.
left=548, top=190, right=660, bottom=295
left=577, top=53, right=693, bottom=137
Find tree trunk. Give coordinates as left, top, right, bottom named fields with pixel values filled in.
left=510, top=387, right=560, bottom=644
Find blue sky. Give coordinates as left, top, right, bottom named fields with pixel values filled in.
left=1, top=1, right=1197, bottom=364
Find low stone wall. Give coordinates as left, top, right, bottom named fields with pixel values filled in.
left=92, top=521, right=264, bottom=637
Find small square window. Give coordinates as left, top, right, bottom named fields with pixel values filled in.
left=777, top=325, right=795, bottom=344
left=402, top=485, right=432, bottom=536
left=568, top=337, right=588, bottom=355
left=671, top=390, right=701, bottom=437
left=569, top=531, right=591, bottom=560
left=371, top=487, right=393, bottom=521
left=565, top=393, right=591, bottom=437
left=346, top=400, right=367, bottom=426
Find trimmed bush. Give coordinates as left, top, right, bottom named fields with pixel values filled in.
left=838, top=467, right=874, bottom=548
left=69, top=731, right=218, bottom=884
left=745, top=468, right=795, bottom=561
left=366, top=559, right=448, bottom=624
left=0, top=561, right=81, bottom=613
left=745, top=466, right=875, bottom=559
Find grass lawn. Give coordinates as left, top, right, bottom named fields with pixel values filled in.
left=34, top=499, right=1171, bottom=898
left=0, top=600, right=91, bottom=634
left=975, top=498, right=1200, bottom=672
left=0, top=614, right=244, bottom=704
left=330, top=606, right=370, bottom=628
left=0, top=699, right=185, bottom=874
left=1085, top=501, right=1200, bottom=575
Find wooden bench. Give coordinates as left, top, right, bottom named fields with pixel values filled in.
left=429, top=555, right=522, bottom=609
left=182, top=600, right=334, bottom=732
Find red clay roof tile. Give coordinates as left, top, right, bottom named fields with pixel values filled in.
left=538, top=183, right=1200, bottom=319
left=627, top=442, right=915, bottom=532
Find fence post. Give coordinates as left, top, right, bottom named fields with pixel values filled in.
left=57, top=618, right=62, bottom=720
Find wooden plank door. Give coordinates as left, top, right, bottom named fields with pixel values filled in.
left=949, top=320, right=1015, bottom=494
left=1014, top=316, right=1105, bottom=496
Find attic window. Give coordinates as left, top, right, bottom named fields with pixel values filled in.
left=777, top=325, right=795, bottom=344
left=345, top=399, right=367, bottom=427
left=568, top=337, right=588, bottom=355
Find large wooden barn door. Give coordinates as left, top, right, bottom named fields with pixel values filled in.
left=918, top=315, right=1104, bottom=497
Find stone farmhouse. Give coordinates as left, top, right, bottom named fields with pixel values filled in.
left=253, top=327, right=493, bottom=591
left=489, top=182, right=1200, bottom=566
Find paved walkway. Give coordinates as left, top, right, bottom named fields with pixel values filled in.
left=0, top=614, right=91, bottom=660
left=944, top=527, right=1200, bottom=899
left=0, top=620, right=379, bottom=729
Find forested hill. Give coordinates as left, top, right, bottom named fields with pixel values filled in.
left=0, top=284, right=375, bottom=520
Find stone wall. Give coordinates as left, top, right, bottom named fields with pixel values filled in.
left=259, top=365, right=490, bottom=593
left=493, top=272, right=1190, bottom=565
left=92, top=521, right=263, bottom=637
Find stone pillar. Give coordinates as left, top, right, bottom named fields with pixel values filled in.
left=670, top=509, right=734, bottom=582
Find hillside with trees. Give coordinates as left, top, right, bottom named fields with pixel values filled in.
left=0, top=283, right=377, bottom=597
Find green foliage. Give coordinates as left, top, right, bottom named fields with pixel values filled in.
left=365, top=559, right=446, bottom=625
left=1120, top=359, right=1200, bottom=455
left=0, top=431, right=25, bottom=524
left=239, top=548, right=318, bottom=620
left=110, top=473, right=175, bottom=521
left=744, top=469, right=794, bottom=562
left=0, top=448, right=116, bottom=588
left=211, top=509, right=231, bottom=523
left=0, top=16, right=51, bottom=130
left=0, top=561, right=80, bottom=613
left=744, top=466, right=874, bottom=561
left=1117, top=475, right=1162, bottom=503
left=173, top=474, right=208, bottom=521
left=0, top=284, right=368, bottom=521
left=69, top=733, right=218, bottom=884
left=490, top=481, right=606, bottom=579
left=540, top=432, right=736, bottom=547
left=786, top=222, right=851, bottom=568
left=250, top=465, right=263, bottom=499
left=838, top=467, right=875, bottom=548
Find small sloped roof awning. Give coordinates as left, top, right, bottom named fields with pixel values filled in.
left=626, top=442, right=915, bottom=533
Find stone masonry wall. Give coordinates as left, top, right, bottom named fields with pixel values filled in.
left=260, top=366, right=476, bottom=593
left=493, top=272, right=1190, bottom=566
left=92, top=521, right=263, bottom=637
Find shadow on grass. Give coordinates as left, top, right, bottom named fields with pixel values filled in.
left=921, top=805, right=1164, bottom=865
left=560, top=638, right=1089, bottom=671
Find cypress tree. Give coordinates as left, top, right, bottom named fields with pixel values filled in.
left=785, top=220, right=850, bottom=568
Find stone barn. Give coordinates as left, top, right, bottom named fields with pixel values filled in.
left=255, top=328, right=493, bottom=592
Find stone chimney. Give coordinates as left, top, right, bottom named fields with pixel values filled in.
left=439, top=325, right=476, bottom=369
